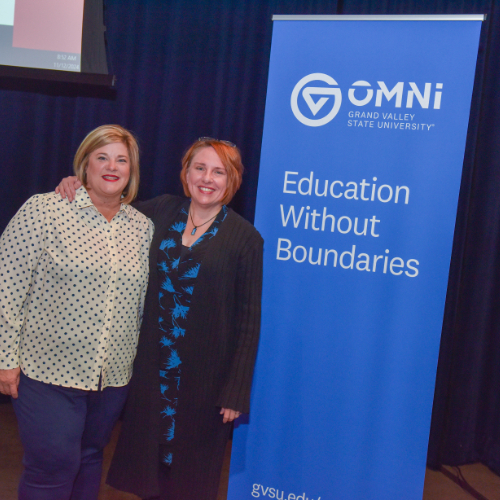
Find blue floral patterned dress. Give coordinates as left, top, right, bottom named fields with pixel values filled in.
left=157, top=203, right=228, bottom=468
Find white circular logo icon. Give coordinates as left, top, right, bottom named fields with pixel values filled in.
left=291, top=73, right=342, bottom=127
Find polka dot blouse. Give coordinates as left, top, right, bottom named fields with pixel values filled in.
left=0, top=187, right=154, bottom=390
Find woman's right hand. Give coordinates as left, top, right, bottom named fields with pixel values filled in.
left=55, top=176, right=82, bottom=202
left=0, top=367, right=20, bottom=398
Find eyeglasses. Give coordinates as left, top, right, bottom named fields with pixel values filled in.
left=198, top=137, right=236, bottom=148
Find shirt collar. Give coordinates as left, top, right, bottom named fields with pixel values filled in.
left=74, top=186, right=134, bottom=220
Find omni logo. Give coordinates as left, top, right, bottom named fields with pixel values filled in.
left=291, top=73, right=342, bottom=127
left=291, top=74, right=444, bottom=127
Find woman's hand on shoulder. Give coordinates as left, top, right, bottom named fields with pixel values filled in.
left=55, top=176, right=82, bottom=202
left=220, top=407, right=242, bottom=423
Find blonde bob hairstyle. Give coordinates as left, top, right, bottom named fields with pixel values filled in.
left=73, top=124, right=140, bottom=205
left=180, top=138, right=243, bottom=206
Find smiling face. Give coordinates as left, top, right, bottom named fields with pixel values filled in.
left=85, top=142, right=130, bottom=205
left=186, top=146, right=228, bottom=212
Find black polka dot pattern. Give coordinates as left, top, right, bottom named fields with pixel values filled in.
left=0, top=187, right=153, bottom=390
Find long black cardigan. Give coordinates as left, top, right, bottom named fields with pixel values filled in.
left=107, top=195, right=263, bottom=499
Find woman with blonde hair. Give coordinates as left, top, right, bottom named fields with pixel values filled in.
left=0, top=124, right=153, bottom=500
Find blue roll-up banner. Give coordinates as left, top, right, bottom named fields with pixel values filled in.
left=228, top=15, right=483, bottom=500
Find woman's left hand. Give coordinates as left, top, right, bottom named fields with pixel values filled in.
left=220, top=408, right=242, bottom=423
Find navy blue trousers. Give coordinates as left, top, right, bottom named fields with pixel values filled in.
left=12, top=372, right=129, bottom=500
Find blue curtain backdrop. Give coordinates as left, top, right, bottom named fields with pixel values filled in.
left=0, top=0, right=499, bottom=476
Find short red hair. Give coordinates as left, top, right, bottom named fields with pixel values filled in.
left=180, top=138, right=243, bottom=205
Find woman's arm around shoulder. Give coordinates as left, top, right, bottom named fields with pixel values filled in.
left=132, top=194, right=186, bottom=224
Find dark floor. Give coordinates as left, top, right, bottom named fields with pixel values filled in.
left=1, top=402, right=499, bottom=500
